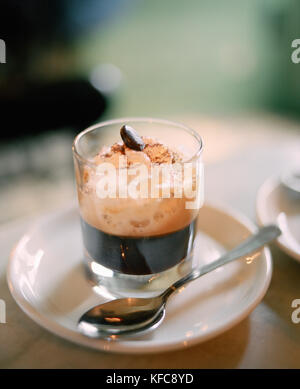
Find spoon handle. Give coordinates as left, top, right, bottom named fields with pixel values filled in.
left=162, top=224, right=281, bottom=299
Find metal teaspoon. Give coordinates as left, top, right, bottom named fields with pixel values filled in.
left=78, top=225, right=281, bottom=338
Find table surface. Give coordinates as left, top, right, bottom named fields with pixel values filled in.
left=1, top=114, right=300, bottom=368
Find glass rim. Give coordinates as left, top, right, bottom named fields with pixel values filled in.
left=72, top=117, right=203, bottom=167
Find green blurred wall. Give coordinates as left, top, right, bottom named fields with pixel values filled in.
left=78, top=0, right=300, bottom=118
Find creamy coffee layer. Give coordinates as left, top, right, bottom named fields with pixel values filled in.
left=77, top=136, right=202, bottom=237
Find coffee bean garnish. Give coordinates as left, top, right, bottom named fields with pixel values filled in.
left=120, top=125, right=145, bottom=151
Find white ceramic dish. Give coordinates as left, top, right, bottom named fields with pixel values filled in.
left=257, top=175, right=300, bottom=262
left=7, top=203, right=272, bottom=354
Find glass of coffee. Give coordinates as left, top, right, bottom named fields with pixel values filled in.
left=72, top=118, right=203, bottom=297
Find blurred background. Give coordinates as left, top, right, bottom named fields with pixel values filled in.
left=0, top=0, right=299, bottom=224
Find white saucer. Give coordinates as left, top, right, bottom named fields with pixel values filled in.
left=257, top=176, right=300, bottom=262
left=7, top=203, right=272, bottom=354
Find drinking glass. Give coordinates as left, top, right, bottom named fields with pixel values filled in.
left=72, top=118, right=204, bottom=297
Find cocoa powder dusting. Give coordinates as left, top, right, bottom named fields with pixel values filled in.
left=95, top=138, right=181, bottom=166
left=144, top=143, right=173, bottom=164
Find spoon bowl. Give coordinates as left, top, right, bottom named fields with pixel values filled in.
left=79, top=296, right=165, bottom=335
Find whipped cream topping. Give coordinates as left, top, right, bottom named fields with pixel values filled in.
left=77, top=136, right=202, bottom=237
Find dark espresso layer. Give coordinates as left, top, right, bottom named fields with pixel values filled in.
left=81, top=218, right=196, bottom=275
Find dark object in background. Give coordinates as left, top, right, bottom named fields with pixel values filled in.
left=0, top=79, right=107, bottom=140
left=0, top=0, right=126, bottom=140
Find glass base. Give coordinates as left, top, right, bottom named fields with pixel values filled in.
left=84, top=250, right=196, bottom=298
